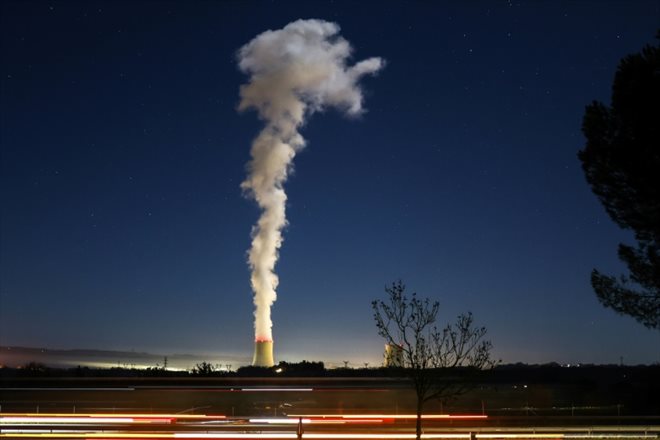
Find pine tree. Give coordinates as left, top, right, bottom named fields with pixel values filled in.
left=578, top=33, right=660, bottom=329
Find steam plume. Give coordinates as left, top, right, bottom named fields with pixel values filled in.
left=237, top=19, right=383, bottom=342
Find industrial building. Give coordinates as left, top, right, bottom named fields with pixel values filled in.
left=383, top=343, right=404, bottom=367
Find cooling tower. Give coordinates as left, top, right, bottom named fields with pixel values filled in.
left=252, top=340, right=274, bottom=367
left=384, top=343, right=404, bottom=367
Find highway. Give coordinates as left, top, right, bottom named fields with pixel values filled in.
left=1, top=412, right=659, bottom=439
left=1, top=379, right=658, bottom=439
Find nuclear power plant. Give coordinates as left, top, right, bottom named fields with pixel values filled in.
left=384, top=343, right=404, bottom=367
left=239, top=21, right=383, bottom=370
left=252, top=340, right=274, bottom=367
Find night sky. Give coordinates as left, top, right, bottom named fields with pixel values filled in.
left=1, top=1, right=658, bottom=367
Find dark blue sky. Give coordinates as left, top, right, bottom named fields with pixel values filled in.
left=1, top=1, right=658, bottom=366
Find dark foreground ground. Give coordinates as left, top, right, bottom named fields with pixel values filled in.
left=2, top=372, right=659, bottom=439
left=1, top=368, right=659, bottom=418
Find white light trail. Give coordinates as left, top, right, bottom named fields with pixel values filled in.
left=0, top=388, right=134, bottom=392
left=0, top=417, right=136, bottom=424
left=240, top=388, right=313, bottom=392
left=249, top=418, right=312, bottom=424
left=287, top=414, right=488, bottom=420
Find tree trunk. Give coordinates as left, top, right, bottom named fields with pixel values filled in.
left=416, top=397, right=424, bottom=440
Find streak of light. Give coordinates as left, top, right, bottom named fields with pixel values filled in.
left=0, top=433, right=657, bottom=440
left=249, top=418, right=312, bottom=424
left=564, top=437, right=658, bottom=439
left=174, top=435, right=469, bottom=439
left=248, top=418, right=385, bottom=425
left=0, top=417, right=138, bottom=424
left=0, top=433, right=550, bottom=440
left=174, top=435, right=296, bottom=439
left=288, top=414, right=488, bottom=420
left=342, top=414, right=487, bottom=420
left=475, top=435, right=563, bottom=439
left=305, top=436, right=469, bottom=439
left=0, top=414, right=225, bottom=420
left=0, top=434, right=172, bottom=438
left=0, top=388, right=135, bottom=392
left=0, top=430, right=94, bottom=434
left=240, top=388, right=313, bottom=392
left=0, top=435, right=296, bottom=439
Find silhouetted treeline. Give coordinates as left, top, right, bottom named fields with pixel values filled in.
left=0, top=363, right=191, bottom=378
left=486, top=362, right=660, bottom=386
left=236, top=360, right=326, bottom=377
left=2, top=361, right=658, bottom=382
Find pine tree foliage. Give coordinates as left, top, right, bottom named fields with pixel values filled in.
left=578, top=33, right=660, bottom=330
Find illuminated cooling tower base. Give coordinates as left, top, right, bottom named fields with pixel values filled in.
left=252, top=340, right=274, bottom=367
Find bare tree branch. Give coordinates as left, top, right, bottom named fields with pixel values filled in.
left=372, top=281, right=495, bottom=440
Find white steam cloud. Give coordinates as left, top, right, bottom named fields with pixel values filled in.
left=237, top=19, right=384, bottom=342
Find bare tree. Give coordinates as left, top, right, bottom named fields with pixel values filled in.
left=372, top=280, right=494, bottom=440
left=191, top=361, right=215, bottom=376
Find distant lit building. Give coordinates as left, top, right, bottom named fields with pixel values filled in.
left=383, top=343, right=404, bottom=367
